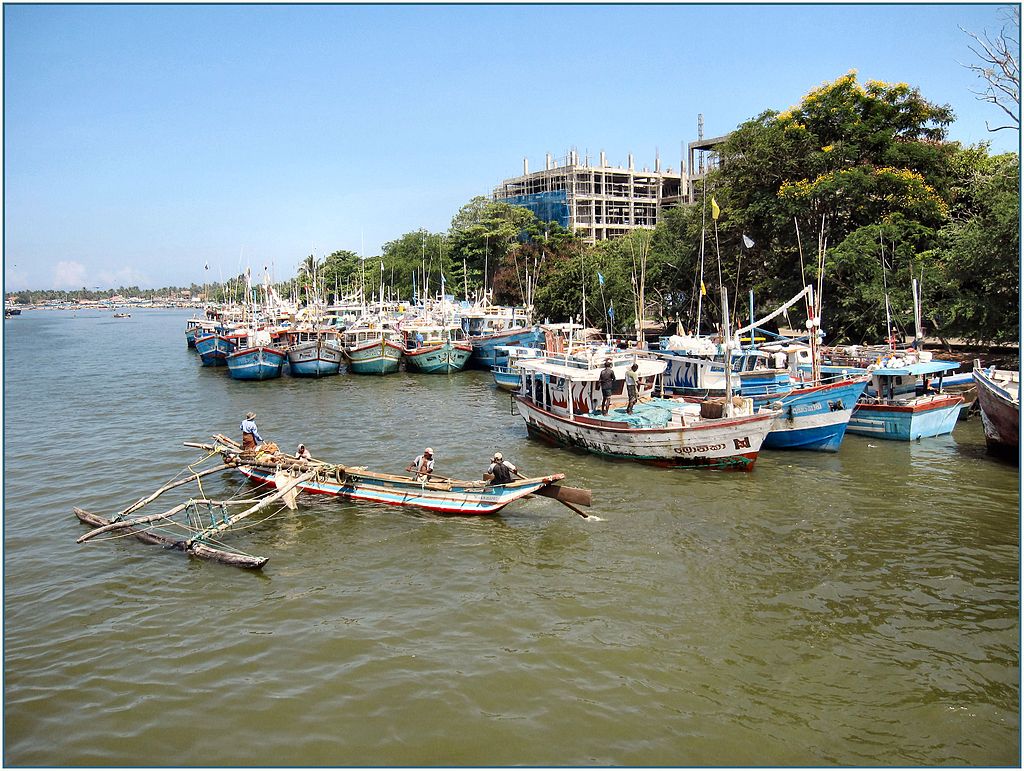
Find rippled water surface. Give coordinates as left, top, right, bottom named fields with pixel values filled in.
left=3, top=309, right=1019, bottom=766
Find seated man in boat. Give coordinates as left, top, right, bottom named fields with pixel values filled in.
left=240, top=412, right=263, bottom=452
left=484, top=452, right=518, bottom=485
left=405, top=447, right=434, bottom=481
left=296, top=443, right=312, bottom=461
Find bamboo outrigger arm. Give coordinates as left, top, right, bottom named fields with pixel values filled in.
left=77, top=498, right=262, bottom=544
left=182, top=470, right=316, bottom=551
left=117, top=464, right=232, bottom=519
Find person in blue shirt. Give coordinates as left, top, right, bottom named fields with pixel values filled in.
left=240, top=412, right=263, bottom=451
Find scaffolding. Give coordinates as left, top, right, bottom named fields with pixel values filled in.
left=493, top=150, right=686, bottom=243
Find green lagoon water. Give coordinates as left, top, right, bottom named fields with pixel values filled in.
left=3, top=308, right=1019, bottom=766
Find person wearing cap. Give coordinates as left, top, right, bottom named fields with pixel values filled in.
left=296, top=443, right=312, bottom=461
left=406, top=447, right=435, bottom=481
left=598, top=359, right=616, bottom=415
left=484, top=452, right=518, bottom=485
left=240, top=412, right=263, bottom=451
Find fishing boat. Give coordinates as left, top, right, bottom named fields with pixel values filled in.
left=492, top=346, right=547, bottom=390
left=460, top=303, right=539, bottom=369
left=343, top=320, right=404, bottom=374
left=401, top=323, right=473, bottom=374
left=973, top=363, right=1019, bottom=458
left=73, top=437, right=592, bottom=569
left=513, top=356, right=777, bottom=470
left=113, top=312, right=131, bottom=318
left=225, top=328, right=287, bottom=381
left=285, top=327, right=344, bottom=377
left=184, top=317, right=219, bottom=348
left=194, top=328, right=246, bottom=366
left=844, top=357, right=965, bottom=440
left=736, top=364, right=870, bottom=452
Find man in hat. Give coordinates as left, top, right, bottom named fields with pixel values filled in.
left=296, top=443, right=312, bottom=461
left=484, top=452, right=518, bottom=485
left=406, top=447, right=435, bottom=481
left=598, top=359, right=616, bottom=415
left=240, top=412, right=263, bottom=451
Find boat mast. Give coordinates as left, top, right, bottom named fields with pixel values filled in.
left=721, top=285, right=733, bottom=417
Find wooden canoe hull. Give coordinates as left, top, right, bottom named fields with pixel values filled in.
left=235, top=464, right=565, bottom=515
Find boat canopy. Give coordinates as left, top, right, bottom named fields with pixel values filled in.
left=517, top=356, right=666, bottom=382
left=871, top=360, right=962, bottom=377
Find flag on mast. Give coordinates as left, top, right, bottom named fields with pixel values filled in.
left=598, top=271, right=605, bottom=286
left=742, top=234, right=755, bottom=249
left=711, top=197, right=721, bottom=221
left=700, top=280, right=707, bottom=296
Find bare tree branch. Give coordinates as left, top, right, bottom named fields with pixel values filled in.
left=960, top=6, right=1021, bottom=132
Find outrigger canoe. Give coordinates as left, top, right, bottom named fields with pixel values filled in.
left=200, top=434, right=585, bottom=516
left=74, top=435, right=592, bottom=569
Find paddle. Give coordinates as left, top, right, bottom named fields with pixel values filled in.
left=512, top=469, right=591, bottom=519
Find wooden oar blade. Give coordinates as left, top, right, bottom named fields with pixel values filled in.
left=535, top=484, right=592, bottom=507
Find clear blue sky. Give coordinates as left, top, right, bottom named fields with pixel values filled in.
left=4, top=3, right=1019, bottom=291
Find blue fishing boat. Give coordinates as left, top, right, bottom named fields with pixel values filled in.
left=460, top=303, right=539, bottom=369
left=845, top=359, right=964, bottom=440
left=737, top=369, right=870, bottom=452
left=225, top=330, right=287, bottom=381
left=492, top=346, right=547, bottom=390
left=285, top=328, right=344, bottom=377
left=195, top=329, right=244, bottom=366
left=343, top=323, right=404, bottom=374
left=400, top=322, right=472, bottom=374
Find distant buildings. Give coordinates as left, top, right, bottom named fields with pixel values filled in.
left=494, top=136, right=728, bottom=243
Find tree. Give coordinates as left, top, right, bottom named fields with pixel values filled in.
left=961, top=6, right=1021, bottom=132
left=930, top=150, right=1020, bottom=343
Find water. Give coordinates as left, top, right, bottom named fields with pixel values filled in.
left=3, top=309, right=1019, bottom=766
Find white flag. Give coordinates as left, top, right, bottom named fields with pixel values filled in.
left=742, top=235, right=755, bottom=249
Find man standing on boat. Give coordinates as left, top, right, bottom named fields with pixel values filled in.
left=406, top=447, right=434, bottom=481
left=625, top=362, right=639, bottom=414
left=240, top=412, right=263, bottom=451
left=484, top=452, right=518, bottom=485
left=599, top=359, right=615, bottom=415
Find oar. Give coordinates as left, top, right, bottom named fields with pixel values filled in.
left=513, top=470, right=591, bottom=519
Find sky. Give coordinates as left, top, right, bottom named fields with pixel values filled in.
left=3, top=2, right=1020, bottom=291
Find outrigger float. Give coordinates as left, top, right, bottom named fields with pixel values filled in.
left=74, top=435, right=592, bottom=569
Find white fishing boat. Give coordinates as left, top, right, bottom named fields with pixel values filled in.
left=513, top=356, right=777, bottom=470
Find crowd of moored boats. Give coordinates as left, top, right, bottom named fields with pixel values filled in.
left=185, top=287, right=1019, bottom=471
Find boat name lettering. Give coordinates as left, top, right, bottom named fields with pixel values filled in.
left=733, top=436, right=751, bottom=449
left=675, top=443, right=727, bottom=454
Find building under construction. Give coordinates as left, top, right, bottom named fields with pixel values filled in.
left=493, top=150, right=686, bottom=243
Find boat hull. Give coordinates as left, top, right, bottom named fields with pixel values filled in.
left=492, top=365, right=522, bottom=391
left=345, top=339, right=403, bottom=374
left=467, top=328, right=539, bottom=369
left=515, top=395, right=773, bottom=470
left=226, top=347, right=287, bottom=380
left=194, top=333, right=239, bottom=366
left=973, top=368, right=1020, bottom=457
left=287, top=339, right=344, bottom=377
left=752, top=378, right=869, bottom=452
left=846, top=394, right=963, bottom=440
left=404, top=342, right=472, bottom=373
left=236, top=464, right=557, bottom=515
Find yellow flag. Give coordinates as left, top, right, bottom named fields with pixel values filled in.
left=700, top=280, right=707, bottom=296
left=711, top=197, right=721, bottom=221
